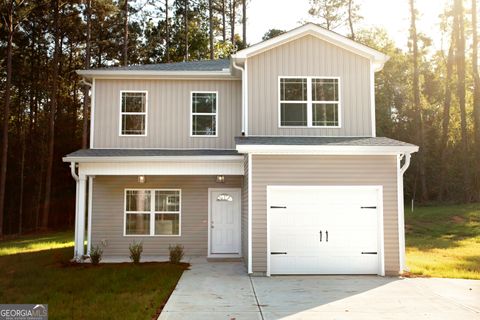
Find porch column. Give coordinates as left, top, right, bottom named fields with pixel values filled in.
left=75, top=174, right=87, bottom=259
left=86, top=176, right=94, bottom=255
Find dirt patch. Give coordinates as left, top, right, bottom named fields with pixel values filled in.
left=450, top=215, right=466, bottom=224
left=401, top=271, right=431, bottom=278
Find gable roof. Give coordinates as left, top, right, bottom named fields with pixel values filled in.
left=233, top=23, right=389, bottom=71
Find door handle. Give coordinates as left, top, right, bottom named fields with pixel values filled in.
left=326, top=230, right=328, bottom=242
left=319, top=231, right=322, bottom=242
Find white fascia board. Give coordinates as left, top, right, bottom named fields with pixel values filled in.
left=233, top=23, right=389, bottom=71
left=76, top=69, right=239, bottom=80
left=62, top=155, right=244, bottom=163
left=236, top=144, right=419, bottom=155
left=77, top=160, right=244, bottom=176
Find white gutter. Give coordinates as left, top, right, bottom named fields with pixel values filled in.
left=232, top=60, right=245, bottom=135
left=236, top=144, right=419, bottom=155
left=76, top=70, right=238, bottom=80
left=398, top=152, right=412, bottom=273
left=247, top=153, right=253, bottom=274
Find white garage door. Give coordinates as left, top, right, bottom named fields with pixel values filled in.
left=268, top=186, right=382, bottom=275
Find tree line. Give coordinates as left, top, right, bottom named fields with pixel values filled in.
left=0, top=0, right=478, bottom=236
left=308, top=0, right=479, bottom=204
left=0, top=0, right=247, bottom=237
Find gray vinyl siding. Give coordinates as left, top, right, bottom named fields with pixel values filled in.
left=247, top=35, right=373, bottom=137
left=251, top=155, right=399, bottom=275
left=93, top=79, right=241, bottom=149
left=91, top=175, right=243, bottom=257
left=241, top=155, right=249, bottom=267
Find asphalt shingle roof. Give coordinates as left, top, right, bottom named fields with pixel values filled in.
left=234, top=136, right=417, bottom=147
left=65, top=149, right=239, bottom=158
left=94, top=59, right=230, bottom=72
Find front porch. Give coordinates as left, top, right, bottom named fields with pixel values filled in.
left=62, top=149, right=245, bottom=261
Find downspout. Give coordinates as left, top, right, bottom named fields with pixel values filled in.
left=398, top=153, right=412, bottom=273
left=70, top=162, right=80, bottom=259
left=232, top=59, right=245, bottom=135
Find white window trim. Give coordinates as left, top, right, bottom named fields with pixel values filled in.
left=123, top=188, right=181, bottom=237
left=277, top=76, right=342, bottom=129
left=119, top=90, right=148, bottom=137
left=190, top=91, right=219, bottom=137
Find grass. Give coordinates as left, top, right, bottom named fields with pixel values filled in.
left=405, top=203, right=480, bottom=279
left=0, top=231, right=187, bottom=319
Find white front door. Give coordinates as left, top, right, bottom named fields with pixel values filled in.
left=269, top=186, right=381, bottom=275
left=210, top=189, right=241, bottom=254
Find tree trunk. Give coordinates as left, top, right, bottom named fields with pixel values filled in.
left=454, top=0, right=470, bottom=202
left=242, top=0, right=246, bottom=46
left=0, top=1, right=14, bottom=238
left=472, top=0, right=480, bottom=200
left=209, top=0, right=214, bottom=59
left=185, top=0, right=189, bottom=61
left=165, top=0, right=170, bottom=62
left=230, top=0, right=236, bottom=46
left=82, top=0, right=92, bottom=149
left=18, top=120, right=26, bottom=234
left=222, top=0, right=226, bottom=41
left=42, top=0, right=61, bottom=230
left=409, top=0, right=429, bottom=202
left=348, top=0, right=355, bottom=40
left=123, top=0, right=128, bottom=66
left=437, top=31, right=455, bottom=201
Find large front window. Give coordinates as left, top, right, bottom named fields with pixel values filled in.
left=120, top=91, right=147, bottom=135
left=279, top=77, right=340, bottom=127
left=125, top=189, right=181, bottom=236
left=191, top=92, right=217, bottom=136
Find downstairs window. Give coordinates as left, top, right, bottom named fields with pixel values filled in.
left=125, top=189, right=181, bottom=236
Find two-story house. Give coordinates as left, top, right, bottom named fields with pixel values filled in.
left=64, top=23, right=418, bottom=276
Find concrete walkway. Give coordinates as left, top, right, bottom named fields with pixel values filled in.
left=160, top=259, right=480, bottom=320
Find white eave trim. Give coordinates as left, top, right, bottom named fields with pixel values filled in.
left=76, top=69, right=239, bottom=80
left=63, top=155, right=244, bottom=163
left=236, top=144, right=419, bottom=155
left=232, top=23, right=389, bottom=72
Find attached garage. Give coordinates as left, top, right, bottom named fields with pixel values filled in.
left=267, top=186, right=384, bottom=275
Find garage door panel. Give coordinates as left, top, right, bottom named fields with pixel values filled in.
left=269, top=186, right=381, bottom=275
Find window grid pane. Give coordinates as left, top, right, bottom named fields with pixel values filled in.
left=280, top=78, right=307, bottom=101
left=312, top=103, right=339, bottom=126
left=126, top=190, right=151, bottom=212
left=122, top=114, right=145, bottom=135
left=126, top=213, right=150, bottom=235
left=192, top=93, right=216, bottom=113
left=122, top=92, right=146, bottom=112
left=155, top=191, right=180, bottom=212
left=280, top=103, right=307, bottom=126
left=192, top=115, right=216, bottom=135
left=155, top=214, right=180, bottom=235
left=312, top=78, right=338, bottom=102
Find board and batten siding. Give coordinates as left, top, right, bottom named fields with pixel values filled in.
left=251, top=155, right=399, bottom=275
left=93, top=79, right=241, bottom=149
left=247, top=35, right=373, bottom=137
left=91, top=175, right=243, bottom=257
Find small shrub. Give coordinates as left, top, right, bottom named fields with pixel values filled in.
left=90, top=245, right=103, bottom=265
left=129, top=241, right=143, bottom=264
left=169, top=244, right=184, bottom=264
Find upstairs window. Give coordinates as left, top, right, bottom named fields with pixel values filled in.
left=279, top=77, right=340, bottom=127
left=120, top=91, right=147, bottom=136
left=191, top=92, right=217, bottom=136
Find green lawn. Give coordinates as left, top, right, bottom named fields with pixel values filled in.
left=405, top=203, right=480, bottom=279
left=0, top=231, right=186, bottom=319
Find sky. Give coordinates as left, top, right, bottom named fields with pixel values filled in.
left=247, top=0, right=448, bottom=51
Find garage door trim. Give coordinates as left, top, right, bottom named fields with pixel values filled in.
left=266, top=185, right=385, bottom=276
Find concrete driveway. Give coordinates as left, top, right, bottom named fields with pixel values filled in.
left=159, top=259, right=480, bottom=320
